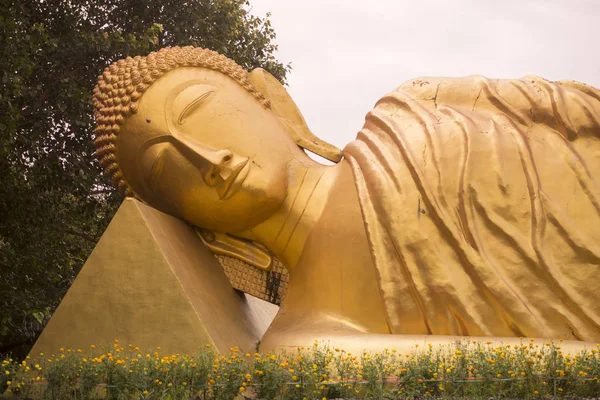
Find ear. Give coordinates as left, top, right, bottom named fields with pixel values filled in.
left=248, top=68, right=343, bottom=163
left=196, top=228, right=273, bottom=271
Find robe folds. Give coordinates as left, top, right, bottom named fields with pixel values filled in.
left=343, top=76, right=600, bottom=340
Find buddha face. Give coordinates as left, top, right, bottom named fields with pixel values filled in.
left=117, top=67, right=303, bottom=233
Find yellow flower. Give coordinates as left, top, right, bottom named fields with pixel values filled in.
left=292, top=375, right=297, bottom=381
left=4, top=370, right=9, bottom=375
left=143, top=390, right=148, bottom=395
left=239, top=387, right=245, bottom=392
left=6, top=381, right=11, bottom=385
left=534, top=390, right=539, bottom=395
left=167, top=383, right=172, bottom=387
left=296, top=384, right=300, bottom=388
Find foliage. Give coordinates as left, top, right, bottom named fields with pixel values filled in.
left=1, top=340, right=599, bottom=399
left=0, top=0, right=289, bottom=358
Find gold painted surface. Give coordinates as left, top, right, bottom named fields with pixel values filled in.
left=342, top=76, right=600, bottom=340
left=91, top=47, right=600, bottom=354
left=29, top=198, right=278, bottom=357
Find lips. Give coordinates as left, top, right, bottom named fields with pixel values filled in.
left=219, top=159, right=250, bottom=200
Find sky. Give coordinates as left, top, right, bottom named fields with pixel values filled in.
left=249, top=0, right=600, bottom=151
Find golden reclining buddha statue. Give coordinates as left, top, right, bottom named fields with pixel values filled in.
left=93, top=46, right=600, bottom=353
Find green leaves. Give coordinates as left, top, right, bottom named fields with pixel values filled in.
left=0, top=0, right=288, bottom=359
left=31, top=311, right=45, bottom=325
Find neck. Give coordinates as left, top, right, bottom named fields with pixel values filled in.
left=241, top=158, right=340, bottom=269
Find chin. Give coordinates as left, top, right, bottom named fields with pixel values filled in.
left=230, top=199, right=284, bottom=234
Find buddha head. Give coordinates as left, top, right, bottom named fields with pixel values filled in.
left=93, top=46, right=342, bottom=237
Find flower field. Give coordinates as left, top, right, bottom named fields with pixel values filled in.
left=1, top=339, right=599, bottom=399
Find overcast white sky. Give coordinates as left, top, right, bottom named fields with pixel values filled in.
left=250, top=0, right=600, bottom=150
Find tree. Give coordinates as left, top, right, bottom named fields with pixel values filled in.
left=0, top=0, right=289, bottom=358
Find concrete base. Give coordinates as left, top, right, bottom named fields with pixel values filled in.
left=28, top=198, right=278, bottom=357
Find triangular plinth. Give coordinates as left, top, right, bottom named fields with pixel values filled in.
left=28, top=199, right=278, bottom=357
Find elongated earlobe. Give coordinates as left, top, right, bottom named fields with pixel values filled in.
left=248, top=68, right=343, bottom=163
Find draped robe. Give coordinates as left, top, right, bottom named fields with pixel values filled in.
left=343, top=76, right=600, bottom=341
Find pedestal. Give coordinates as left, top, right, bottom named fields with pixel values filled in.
left=28, top=199, right=278, bottom=357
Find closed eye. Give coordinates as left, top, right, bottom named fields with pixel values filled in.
left=178, top=90, right=214, bottom=124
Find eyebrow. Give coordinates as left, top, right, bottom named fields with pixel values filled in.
left=178, top=90, right=215, bottom=124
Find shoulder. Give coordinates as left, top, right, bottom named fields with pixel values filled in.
left=386, top=76, right=495, bottom=110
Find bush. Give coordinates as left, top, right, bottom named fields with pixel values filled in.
left=1, top=339, right=599, bottom=399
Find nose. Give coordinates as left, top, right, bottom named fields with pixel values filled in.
left=171, top=134, right=235, bottom=187
left=203, top=149, right=234, bottom=187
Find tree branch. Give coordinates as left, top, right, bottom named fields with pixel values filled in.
left=64, top=229, right=97, bottom=243
left=20, top=89, right=50, bottom=117
left=90, top=188, right=116, bottom=194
